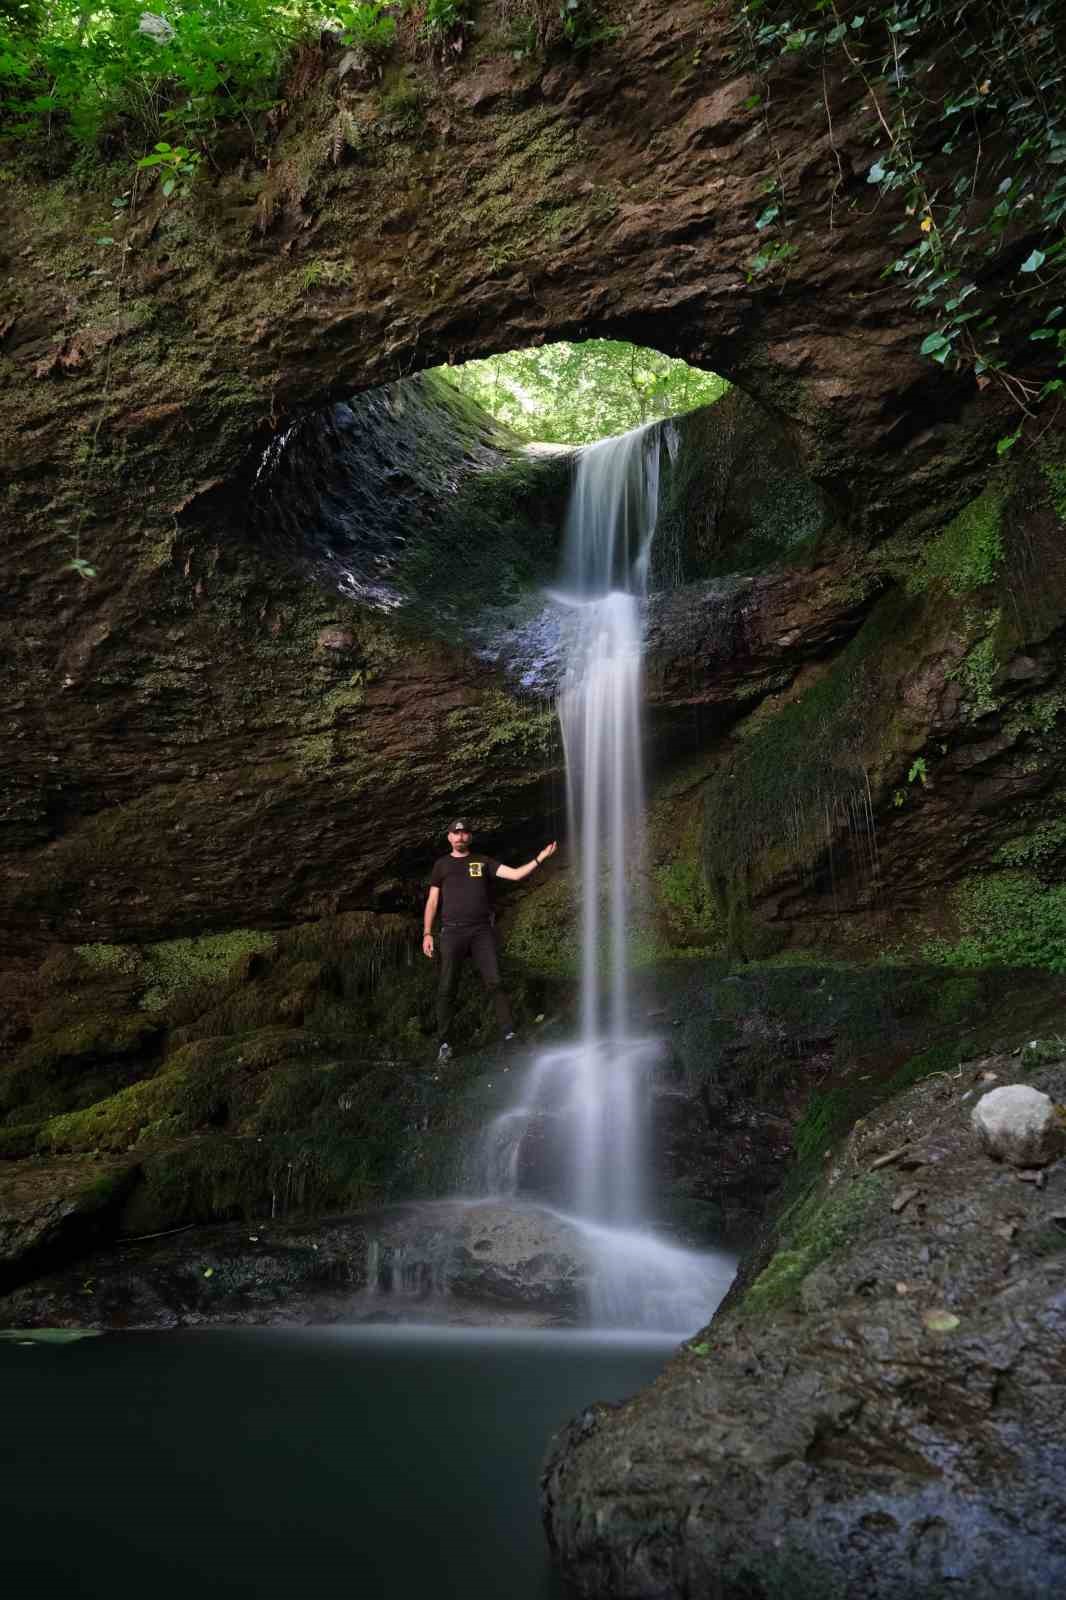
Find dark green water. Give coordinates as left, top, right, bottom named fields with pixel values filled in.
left=2, top=1326, right=673, bottom=1597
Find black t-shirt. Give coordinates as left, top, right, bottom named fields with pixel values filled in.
left=430, top=853, right=500, bottom=929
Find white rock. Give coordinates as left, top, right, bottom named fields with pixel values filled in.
left=972, top=1084, right=1060, bottom=1168
left=137, top=12, right=175, bottom=44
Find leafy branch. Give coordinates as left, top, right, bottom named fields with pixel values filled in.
left=733, top=0, right=1066, bottom=429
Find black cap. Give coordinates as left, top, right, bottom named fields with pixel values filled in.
left=447, top=819, right=472, bottom=833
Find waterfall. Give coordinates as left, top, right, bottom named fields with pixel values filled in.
left=479, top=422, right=735, bottom=1331
left=555, top=424, right=660, bottom=1223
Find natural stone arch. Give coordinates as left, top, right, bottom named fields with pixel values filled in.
left=0, top=2, right=1025, bottom=965
left=2, top=2, right=1012, bottom=554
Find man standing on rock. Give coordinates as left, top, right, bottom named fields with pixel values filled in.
left=423, top=820, right=556, bottom=1066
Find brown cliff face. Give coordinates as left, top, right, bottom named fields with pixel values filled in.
left=1, top=3, right=1012, bottom=537
left=0, top=2, right=1037, bottom=968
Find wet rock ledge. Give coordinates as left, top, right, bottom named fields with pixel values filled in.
left=1, top=1200, right=602, bottom=1331
left=542, top=1057, right=1066, bottom=1599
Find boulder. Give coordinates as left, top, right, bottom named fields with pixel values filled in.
left=0, top=1161, right=138, bottom=1293
left=449, top=1202, right=593, bottom=1311
left=972, top=1084, right=1062, bottom=1168
left=542, top=1060, right=1066, bottom=1599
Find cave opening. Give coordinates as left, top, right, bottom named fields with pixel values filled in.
left=237, top=337, right=834, bottom=632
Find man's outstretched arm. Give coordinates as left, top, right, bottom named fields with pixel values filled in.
left=422, top=885, right=441, bottom=957
left=496, top=841, right=558, bottom=882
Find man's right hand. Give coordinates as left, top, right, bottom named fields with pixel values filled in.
left=422, top=933, right=434, bottom=959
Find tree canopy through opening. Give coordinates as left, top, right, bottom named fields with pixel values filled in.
left=434, top=342, right=729, bottom=445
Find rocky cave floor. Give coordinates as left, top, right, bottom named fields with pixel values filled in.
left=2, top=933, right=1066, bottom=1341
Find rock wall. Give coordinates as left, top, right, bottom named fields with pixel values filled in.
left=1, top=375, right=572, bottom=963
left=1, top=3, right=1029, bottom=970
left=543, top=1046, right=1066, bottom=1598
left=2, top=0, right=1056, bottom=973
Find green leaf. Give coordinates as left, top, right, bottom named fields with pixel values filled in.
left=755, top=204, right=779, bottom=230
left=868, top=160, right=886, bottom=184
left=997, top=426, right=1023, bottom=456
left=922, top=1309, right=960, bottom=1333
left=1020, top=249, right=1046, bottom=273
left=919, top=332, right=950, bottom=355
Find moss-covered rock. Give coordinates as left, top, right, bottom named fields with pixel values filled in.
left=0, top=1011, right=164, bottom=1122
left=0, top=1158, right=139, bottom=1292
left=544, top=1045, right=1066, bottom=1597
left=653, top=389, right=836, bottom=585
left=248, top=371, right=573, bottom=629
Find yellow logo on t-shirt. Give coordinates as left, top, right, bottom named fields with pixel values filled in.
left=468, top=861, right=483, bottom=878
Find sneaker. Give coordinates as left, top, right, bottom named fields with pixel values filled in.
left=436, top=1042, right=452, bottom=1065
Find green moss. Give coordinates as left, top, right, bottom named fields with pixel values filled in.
left=393, top=430, right=570, bottom=628
left=653, top=391, right=828, bottom=584
left=140, top=930, right=277, bottom=1012
left=948, top=607, right=1002, bottom=715
left=702, top=589, right=912, bottom=939
left=1019, top=1035, right=1066, bottom=1069
left=743, top=1172, right=885, bottom=1316
left=924, top=871, right=1066, bottom=972
left=321, top=677, right=367, bottom=719
left=15, top=1012, right=157, bottom=1073
left=0, top=1121, right=42, bottom=1160
left=1004, top=690, right=1066, bottom=740
left=0, top=1009, right=163, bottom=1122
left=995, top=818, right=1066, bottom=868
left=119, top=1135, right=371, bottom=1234
left=1043, top=462, right=1066, bottom=523
left=881, top=1038, right=965, bottom=1097
left=931, top=972, right=983, bottom=1022
left=792, top=1084, right=859, bottom=1167
left=375, top=81, right=427, bottom=135
left=432, top=99, right=599, bottom=275
left=654, top=859, right=717, bottom=937
left=39, top=1060, right=230, bottom=1155
left=444, top=691, right=555, bottom=767
left=505, top=873, right=578, bottom=975
left=908, top=484, right=1005, bottom=595
left=75, top=942, right=140, bottom=975
left=294, top=732, right=336, bottom=772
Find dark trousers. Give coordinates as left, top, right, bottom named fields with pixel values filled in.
left=436, top=924, right=514, bottom=1042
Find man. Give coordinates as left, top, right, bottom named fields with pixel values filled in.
left=423, top=819, right=557, bottom=1065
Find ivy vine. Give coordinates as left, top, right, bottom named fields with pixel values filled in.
left=732, top=0, right=1066, bottom=424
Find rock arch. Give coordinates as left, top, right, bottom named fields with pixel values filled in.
left=0, top=3, right=1023, bottom=959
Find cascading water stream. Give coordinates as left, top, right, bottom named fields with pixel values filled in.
left=555, top=425, right=660, bottom=1226
left=480, top=422, right=735, bottom=1332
